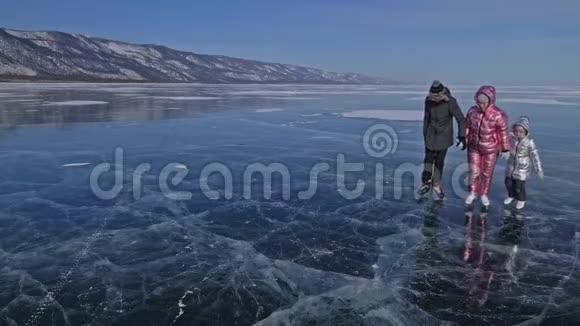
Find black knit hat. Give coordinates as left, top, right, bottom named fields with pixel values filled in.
left=429, top=80, right=445, bottom=93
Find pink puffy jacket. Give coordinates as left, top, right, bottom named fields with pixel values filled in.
left=466, top=86, right=510, bottom=154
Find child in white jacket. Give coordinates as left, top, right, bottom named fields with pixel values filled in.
left=504, top=116, right=544, bottom=209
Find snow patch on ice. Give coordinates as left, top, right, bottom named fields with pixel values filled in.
left=114, top=93, right=147, bottom=97
left=42, top=101, right=109, bottom=106
left=62, top=163, right=92, bottom=167
left=230, top=90, right=303, bottom=96
left=0, top=94, right=37, bottom=98
left=0, top=99, right=40, bottom=103
left=152, top=96, right=222, bottom=100
left=500, top=98, right=580, bottom=106
left=255, top=108, right=283, bottom=113
left=338, top=110, right=423, bottom=121
left=301, top=113, right=322, bottom=117
left=262, top=97, right=317, bottom=100
left=375, top=90, right=428, bottom=95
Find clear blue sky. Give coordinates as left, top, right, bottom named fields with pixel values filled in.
left=2, top=0, right=580, bottom=84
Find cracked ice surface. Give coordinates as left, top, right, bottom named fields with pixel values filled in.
left=1, top=83, right=580, bottom=325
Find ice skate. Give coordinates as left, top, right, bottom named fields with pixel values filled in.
left=465, top=192, right=477, bottom=206
left=417, top=182, right=431, bottom=197
left=481, top=195, right=490, bottom=209
left=432, top=184, right=446, bottom=201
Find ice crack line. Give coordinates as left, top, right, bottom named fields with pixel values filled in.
left=170, top=290, right=195, bottom=326
left=25, top=204, right=119, bottom=326
left=516, top=223, right=580, bottom=325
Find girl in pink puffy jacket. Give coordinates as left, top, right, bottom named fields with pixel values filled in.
left=465, top=86, right=510, bottom=208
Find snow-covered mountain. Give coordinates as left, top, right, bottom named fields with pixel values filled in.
left=0, top=28, right=383, bottom=84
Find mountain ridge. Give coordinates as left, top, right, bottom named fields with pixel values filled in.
left=0, top=27, right=385, bottom=84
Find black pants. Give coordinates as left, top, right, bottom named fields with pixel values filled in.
left=422, top=148, right=448, bottom=184
left=505, top=177, right=526, bottom=201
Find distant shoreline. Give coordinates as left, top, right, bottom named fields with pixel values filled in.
left=0, top=78, right=391, bottom=86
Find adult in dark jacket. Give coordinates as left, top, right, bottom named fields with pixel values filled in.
left=418, top=80, right=467, bottom=199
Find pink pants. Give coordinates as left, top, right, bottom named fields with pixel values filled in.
left=468, top=150, right=498, bottom=196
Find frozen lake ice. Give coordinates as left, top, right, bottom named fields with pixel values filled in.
left=1, top=83, right=580, bottom=325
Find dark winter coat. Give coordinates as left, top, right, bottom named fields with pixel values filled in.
left=423, top=89, right=466, bottom=151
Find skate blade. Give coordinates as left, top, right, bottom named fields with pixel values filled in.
left=417, top=188, right=430, bottom=197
